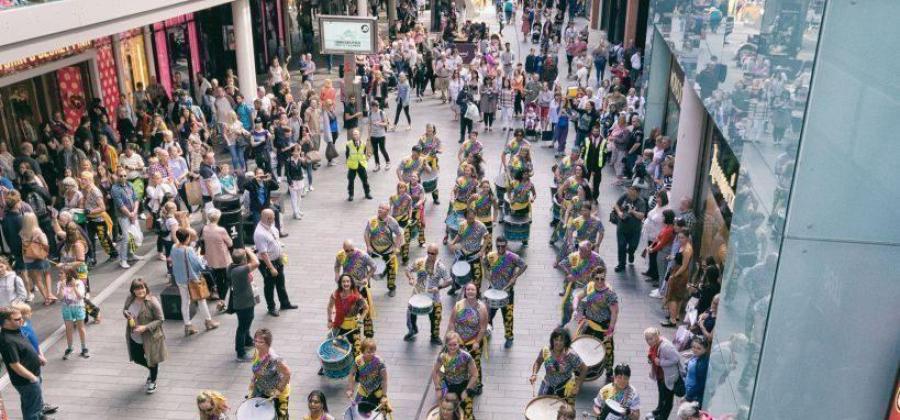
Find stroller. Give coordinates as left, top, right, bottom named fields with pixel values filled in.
left=523, top=102, right=540, bottom=141
left=531, top=22, right=542, bottom=44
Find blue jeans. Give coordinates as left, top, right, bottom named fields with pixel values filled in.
left=594, top=58, right=606, bottom=83
left=304, top=162, right=314, bottom=186
left=229, top=144, right=247, bottom=171
left=13, top=379, right=43, bottom=420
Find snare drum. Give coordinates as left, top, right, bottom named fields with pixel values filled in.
left=343, top=401, right=386, bottom=420
left=236, top=397, right=276, bottom=420
left=445, top=210, right=462, bottom=233
left=502, top=215, right=532, bottom=243
left=317, top=337, right=354, bottom=378
left=482, top=288, right=509, bottom=309
left=570, top=335, right=605, bottom=381
left=408, top=293, right=434, bottom=315
left=423, top=172, right=439, bottom=193
left=451, top=260, right=472, bottom=287
left=524, top=395, right=567, bottom=419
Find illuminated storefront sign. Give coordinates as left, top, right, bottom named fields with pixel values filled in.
left=0, top=42, right=92, bottom=77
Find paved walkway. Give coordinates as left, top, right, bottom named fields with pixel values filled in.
left=1, top=7, right=675, bottom=420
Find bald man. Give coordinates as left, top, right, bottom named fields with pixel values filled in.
left=253, top=209, right=297, bottom=316
left=363, top=204, right=404, bottom=297
left=403, top=244, right=451, bottom=344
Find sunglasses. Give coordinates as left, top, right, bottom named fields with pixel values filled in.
left=427, top=251, right=438, bottom=255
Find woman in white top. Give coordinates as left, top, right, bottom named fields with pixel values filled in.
left=640, top=190, right=670, bottom=280
left=223, top=110, right=249, bottom=172
left=448, top=70, right=464, bottom=121
left=268, top=57, right=286, bottom=87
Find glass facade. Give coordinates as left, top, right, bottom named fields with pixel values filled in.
left=644, top=1, right=828, bottom=418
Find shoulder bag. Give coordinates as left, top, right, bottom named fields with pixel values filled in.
left=24, top=236, right=49, bottom=260
left=185, top=249, right=210, bottom=302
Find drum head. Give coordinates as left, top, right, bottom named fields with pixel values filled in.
left=422, top=171, right=439, bottom=182
left=452, top=260, right=471, bottom=276
left=571, top=336, right=605, bottom=367
left=524, top=396, right=566, bottom=420
left=483, top=288, right=508, bottom=300
left=503, top=214, right=530, bottom=225
left=374, top=260, right=387, bottom=275
left=344, top=402, right=384, bottom=420
left=604, top=399, right=625, bottom=415
left=237, top=397, right=276, bottom=420
left=409, top=293, right=434, bottom=308
left=318, top=337, right=352, bottom=362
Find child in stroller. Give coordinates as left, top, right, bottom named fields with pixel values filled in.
left=523, top=102, right=540, bottom=140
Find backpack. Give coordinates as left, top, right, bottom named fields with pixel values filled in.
left=26, top=191, right=48, bottom=217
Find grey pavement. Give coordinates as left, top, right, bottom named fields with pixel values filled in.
left=1, top=6, right=678, bottom=420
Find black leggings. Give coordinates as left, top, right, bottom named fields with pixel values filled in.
left=129, top=337, right=159, bottom=382
left=371, top=136, right=390, bottom=165
left=483, top=112, right=495, bottom=128
left=394, top=104, right=411, bottom=125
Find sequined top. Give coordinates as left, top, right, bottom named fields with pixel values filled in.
left=507, top=180, right=534, bottom=207
left=460, top=139, right=483, bottom=160
left=503, top=138, right=525, bottom=157
left=456, top=219, right=488, bottom=255
left=354, top=354, right=386, bottom=394
left=484, top=250, right=526, bottom=290
left=508, top=155, right=533, bottom=179
left=577, top=283, right=619, bottom=324
left=560, top=251, right=605, bottom=287
left=417, top=135, right=441, bottom=156
left=398, top=157, right=425, bottom=183
left=336, top=249, right=377, bottom=283
left=541, top=348, right=584, bottom=388
left=390, top=193, right=413, bottom=222
left=565, top=215, right=604, bottom=244
left=252, top=350, right=290, bottom=397
left=438, top=350, right=474, bottom=385
left=453, top=177, right=477, bottom=204
left=365, top=216, right=402, bottom=253
left=555, top=157, right=578, bottom=185
left=407, top=258, right=450, bottom=300
left=558, top=176, right=583, bottom=203
left=468, top=193, right=495, bottom=223
left=454, top=300, right=482, bottom=343
left=408, top=182, right=425, bottom=204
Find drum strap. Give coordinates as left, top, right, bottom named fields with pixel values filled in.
left=586, top=319, right=608, bottom=333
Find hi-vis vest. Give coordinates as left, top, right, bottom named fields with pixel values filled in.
left=347, top=141, right=368, bottom=170
left=581, top=136, right=607, bottom=168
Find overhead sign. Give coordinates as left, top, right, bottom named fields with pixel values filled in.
left=318, top=15, right=378, bottom=55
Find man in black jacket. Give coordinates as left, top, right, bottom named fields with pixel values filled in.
left=244, top=167, right=286, bottom=236
left=457, top=87, right=475, bottom=143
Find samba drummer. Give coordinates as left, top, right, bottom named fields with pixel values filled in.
left=432, top=331, right=479, bottom=420
left=555, top=201, right=604, bottom=268
left=505, top=171, right=536, bottom=246
left=591, top=364, right=641, bottom=420
left=497, top=129, right=529, bottom=213
left=403, top=244, right=451, bottom=344
left=551, top=166, right=589, bottom=245
left=397, top=145, right=427, bottom=185
left=559, top=241, right=606, bottom=326
left=550, top=149, right=584, bottom=228
left=468, top=180, right=500, bottom=253
left=443, top=166, right=478, bottom=245
left=390, top=182, right=416, bottom=264
left=417, top=124, right=443, bottom=204
left=448, top=283, right=488, bottom=396
left=482, top=236, right=527, bottom=349
left=448, top=209, right=489, bottom=293
left=325, top=274, right=368, bottom=365
left=334, top=240, right=378, bottom=337
left=247, top=328, right=292, bottom=420
left=457, top=131, right=483, bottom=163
left=364, top=204, right=404, bottom=297
left=529, top=327, right=587, bottom=406
left=346, top=338, right=390, bottom=415
left=407, top=174, right=428, bottom=248
left=575, top=268, right=619, bottom=383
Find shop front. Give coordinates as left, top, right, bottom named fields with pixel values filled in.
left=152, top=13, right=203, bottom=98
left=663, top=59, right=683, bottom=140
left=693, top=118, right=739, bottom=266
left=251, top=0, right=287, bottom=74
left=195, top=4, right=239, bottom=83
left=117, top=29, right=152, bottom=98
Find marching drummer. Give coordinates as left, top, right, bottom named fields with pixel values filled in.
left=559, top=240, right=606, bottom=326
left=364, top=204, right=404, bottom=297
left=468, top=180, right=500, bottom=254
left=529, top=327, right=587, bottom=406
left=416, top=124, right=442, bottom=205
left=346, top=338, right=390, bottom=414
left=334, top=240, right=378, bottom=337
left=448, top=209, right=489, bottom=294
left=407, top=174, right=428, bottom=248
left=553, top=149, right=584, bottom=190
left=432, top=331, right=479, bottom=420
left=457, top=131, right=483, bottom=163
left=397, top=145, right=426, bottom=184
left=507, top=145, right=534, bottom=181
left=247, top=328, right=292, bottom=420
left=592, top=364, right=641, bottom=420
left=575, top=268, right=619, bottom=383
left=501, top=129, right=528, bottom=170
left=556, top=201, right=604, bottom=267
left=505, top=171, right=537, bottom=246
left=482, top=236, right=527, bottom=349
left=443, top=167, right=478, bottom=245
left=325, top=274, right=368, bottom=365
left=448, top=283, right=489, bottom=396
left=390, top=182, right=415, bottom=264
left=551, top=165, right=589, bottom=243
left=404, top=243, right=451, bottom=344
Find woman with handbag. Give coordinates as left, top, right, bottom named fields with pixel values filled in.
left=644, top=327, right=683, bottom=420
left=170, top=227, right=218, bottom=336
left=20, top=212, right=56, bottom=306
left=123, top=278, right=167, bottom=394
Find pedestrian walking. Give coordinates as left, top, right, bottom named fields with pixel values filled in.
left=253, top=209, right=297, bottom=316
left=0, top=306, right=46, bottom=420
left=228, top=248, right=260, bottom=361
left=345, top=129, right=373, bottom=201
left=123, top=278, right=167, bottom=394
left=200, top=209, right=233, bottom=308
left=170, top=228, right=219, bottom=336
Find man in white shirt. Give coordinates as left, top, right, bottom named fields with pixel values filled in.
left=253, top=209, right=297, bottom=317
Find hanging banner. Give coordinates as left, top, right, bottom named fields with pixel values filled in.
left=95, top=39, right=121, bottom=130
left=56, top=66, right=86, bottom=131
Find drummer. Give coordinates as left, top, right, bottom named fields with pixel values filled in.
left=468, top=180, right=499, bottom=254
left=389, top=182, right=415, bottom=264
left=501, top=129, right=528, bottom=170
left=575, top=268, right=619, bottom=383
left=559, top=240, right=606, bottom=326
left=591, top=364, right=641, bottom=420
left=364, top=204, right=404, bottom=297
left=248, top=328, right=292, bottom=420
left=557, top=403, right=577, bottom=420
left=529, top=327, right=587, bottom=406
left=432, top=393, right=462, bottom=420
left=556, top=202, right=604, bottom=267
left=325, top=274, right=368, bottom=364
left=553, top=149, right=584, bottom=189
left=397, top=145, right=426, bottom=185
left=334, top=240, right=378, bottom=337
left=482, top=236, right=527, bottom=349
left=508, top=145, right=534, bottom=180
left=443, top=167, right=479, bottom=245
left=431, top=331, right=479, bottom=420
left=457, top=131, right=483, bottom=163
left=417, top=124, right=443, bottom=204
left=449, top=209, right=489, bottom=293
left=448, top=283, right=488, bottom=396
left=303, top=390, right=335, bottom=420
left=404, top=243, right=451, bottom=344
left=407, top=174, right=428, bottom=248
left=346, top=338, right=390, bottom=415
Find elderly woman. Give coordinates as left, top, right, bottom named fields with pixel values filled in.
left=249, top=328, right=292, bottom=420
left=675, top=401, right=715, bottom=420
left=201, top=209, right=232, bottom=310
left=644, top=327, right=682, bottom=420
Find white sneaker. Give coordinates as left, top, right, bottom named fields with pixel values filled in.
left=384, top=162, right=391, bottom=170
left=119, top=261, right=131, bottom=269
left=26, top=293, right=34, bottom=303
left=373, top=164, right=381, bottom=172
left=145, top=380, right=157, bottom=394
left=486, top=325, right=493, bottom=337
left=309, top=186, right=315, bottom=191
left=649, top=289, right=661, bottom=299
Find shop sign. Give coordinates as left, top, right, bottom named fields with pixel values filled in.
left=669, top=61, right=684, bottom=105
left=318, top=15, right=378, bottom=55
left=709, top=141, right=738, bottom=211
left=0, top=42, right=92, bottom=77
